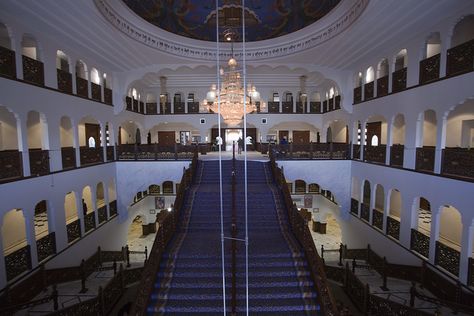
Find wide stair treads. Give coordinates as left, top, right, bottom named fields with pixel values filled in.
left=147, top=160, right=320, bottom=315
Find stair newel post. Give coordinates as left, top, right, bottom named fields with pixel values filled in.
left=381, top=256, right=388, bottom=291
left=338, top=243, right=343, bottom=266
left=367, top=244, right=371, bottom=264
left=352, top=258, right=356, bottom=273
left=344, top=261, right=349, bottom=289
left=113, top=258, right=117, bottom=275
left=98, top=246, right=102, bottom=267
left=40, top=264, right=47, bottom=292
left=145, top=246, right=148, bottom=263
left=321, top=244, right=324, bottom=260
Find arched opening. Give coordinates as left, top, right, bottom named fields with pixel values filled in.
left=145, top=93, right=158, bottom=115
left=90, top=67, right=101, bottom=101
left=328, top=120, right=349, bottom=147
left=82, top=186, right=96, bottom=233
left=90, top=67, right=100, bottom=85
left=377, top=58, right=389, bottom=79
left=364, top=66, right=375, bottom=99
left=103, top=73, right=111, bottom=89
left=451, top=15, right=474, bottom=47
left=355, top=72, right=363, bottom=88
left=364, top=115, right=388, bottom=164
left=425, top=32, right=441, bottom=59
left=108, top=179, right=117, bottom=216
left=59, top=116, right=75, bottom=169
left=372, top=184, right=384, bottom=230
left=436, top=205, right=462, bottom=276
left=75, top=60, right=89, bottom=98
left=390, top=113, right=406, bottom=167
left=308, top=183, right=320, bottom=193
left=79, top=116, right=103, bottom=165
left=0, top=106, right=22, bottom=181
left=34, top=200, right=56, bottom=262
left=148, top=184, right=161, bottom=195
left=442, top=100, right=474, bottom=178
left=281, top=92, right=293, bottom=113
left=2, top=208, right=30, bottom=281
left=447, top=15, right=474, bottom=76
left=376, top=58, right=389, bottom=97
left=350, top=177, right=360, bottom=215
left=96, top=182, right=107, bottom=224
left=387, top=189, right=402, bottom=240
left=174, top=92, right=185, bottom=113
left=0, top=22, right=15, bottom=78
left=27, top=111, right=50, bottom=176
left=64, top=192, right=80, bottom=243
left=294, top=179, right=306, bottom=194
left=410, top=197, right=431, bottom=258
left=415, top=109, right=437, bottom=172
left=118, top=121, right=141, bottom=146
left=361, top=180, right=371, bottom=221
left=21, top=35, right=39, bottom=60
left=420, top=32, right=442, bottom=84
left=56, top=50, right=72, bottom=93
left=309, top=92, right=321, bottom=113
left=21, top=35, right=43, bottom=85
left=0, top=22, right=11, bottom=49
left=393, top=49, right=407, bottom=92
left=56, top=50, right=69, bottom=72
left=162, top=181, right=174, bottom=194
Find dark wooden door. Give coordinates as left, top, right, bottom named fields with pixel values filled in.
left=85, top=123, right=100, bottom=147
left=158, top=131, right=176, bottom=146
left=293, top=131, right=310, bottom=144
left=279, top=130, right=289, bottom=143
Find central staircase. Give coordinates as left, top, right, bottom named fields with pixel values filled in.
left=147, top=160, right=320, bottom=315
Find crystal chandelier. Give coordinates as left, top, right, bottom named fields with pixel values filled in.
left=203, top=31, right=260, bottom=126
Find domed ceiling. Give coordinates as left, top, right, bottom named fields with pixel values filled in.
left=122, top=0, right=341, bottom=42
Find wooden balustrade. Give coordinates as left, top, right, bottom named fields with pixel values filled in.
left=125, top=96, right=132, bottom=111
left=80, top=146, right=103, bottom=165
left=419, top=53, right=440, bottom=84
left=360, top=203, right=370, bottom=222
left=29, top=149, right=50, bottom=176
left=350, top=198, right=358, bottom=215
left=131, top=152, right=197, bottom=315
left=392, top=67, right=407, bottom=93
left=145, top=102, right=157, bottom=114
left=270, top=142, right=349, bottom=160
left=61, top=147, right=76, bottom=169
left=309, top=101, right=321, bottom=113
left=104, top=87, right=113, bottom=105
left=410, top=229, right=430, bottom=258
left=91, top=82, right=102, bottom=101
left=390, top=144, right=404, bottom=167
left=295, top=101, right=305, bottom=113
left=364, top=81, right=374, bottom=100
left=84, top=212, right=96, bottom=233
left=415, top=146, right=435, bottom=172
left=22, top=55, right=44, bottom=86
left=174, top=102, right=185, bottom=113
left=0, top=150, right=23, bottom=181
left=106, top=145, right=115, bottom=161
left=353, top=86, right=362, bottom=103
left=161, top=102, right=172, bottom=114
left=139, top=101, right=144, bottom=114
left=56, top=69, right=72, bottom=93
left=98, top=206, right=107, bottom=224
left=435, top=241, right=460, bottom=277
left=267, top=101, right=279, bottom=113
left=446, top=38, right=474, bottom=77
left=75, top=76, right=88, bottom=98
left=66, top=219, right=81, bottom=243
left=4, top=245, right=31, bottom=281
left=352, top=144, right=361, bottom=159
left=0, top=46, right=16, bottom=78
left=386, top=216, right=400, bottom=240
left=469, top=258, right=474, bottom=287
left=132, top=99, right=138, bottom=112
left=376, top=75, right=388, bottom=97
left=372, top=209, right=383, bottom=230
left=36, top=232, right=56, bottom=263
left=282, top=101, right=292, bottom=113
left=335, top=95, right=341, bottom=110
left=117, top=144, right=196, bottom=161
left=322, top=100, right=328, bottom=113
left=187, top=101, right=200, bottom=113
left=109, top=200, right=117, bottom=217
left=364, top=144, right=386, bottom=164
left=441, top=147, right=474, bottom=179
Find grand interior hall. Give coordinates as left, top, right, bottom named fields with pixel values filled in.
left=0, top=0, right=474, bottom=315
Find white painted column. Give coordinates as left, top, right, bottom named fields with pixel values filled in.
left=399, top=195, right=414, bottom=248
left=459, top=220, right=472, bottom=284
left=360, top=121, right=366, bottom=161
left=406, top=45, right=420, bottom=87
left=19, top=117, right=31, bottom=176
left=75, top=194, right=85, bottom=236
left=386, top=120, right=393, bottom=165
left=73, top=122, right=81, bottom=167
left=101, top=124, right=107, bottom=162
left=428, top=206, right=441, bottom=264
left=50, top=195, right=68, bottom=252
left=403, top=115, right=419, bottom=169
left=42, top=46, right=57, bottom=88
left=14, top=38, right=23, bottom=80
left=434, top=116, right=447, bottom=174
left=48, top=119, right=62, bottom=172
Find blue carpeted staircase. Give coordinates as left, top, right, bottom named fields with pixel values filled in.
left=147, top=160, right=320, bottom=315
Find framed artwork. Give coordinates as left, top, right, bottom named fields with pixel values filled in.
left=155, top=197, right=165, bottom=210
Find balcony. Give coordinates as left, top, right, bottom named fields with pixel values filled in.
left=419, top=54, right=440, bottom=85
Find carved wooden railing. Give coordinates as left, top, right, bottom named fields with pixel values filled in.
left=61, top=147, right=76, bottom=169
left=322, top=100, right=328, bottom=113
left=419, top=54, right=440, bottom=84
left=360, top=203, right=370, bottom=222
left=441, top=147, right=474, bottom=180
left=415, top=146, right=435, bottom=172
left=350, top=198, right=359, bottom=215
left=364, top=144, right=386, bottom=164
left=0, top=150, right=23, bottom=181
left=91, top=82, right=102, bottom=101
left=117, top=144, right=196, bottom=161
left=310, top=101, right=321, bottom=113
left=22, top=55, right=44, bottom=86
left=97, top=206, right=107, bottom=224
left=364, top=81, right=374, bottom=100
left=109, top=200, right=117, bottom=217
left=139, top=101, right=144, bottom=114
left=106, top=145, right=115, bottom=161
left=75, top=76, right=88, bottom=98
left=411, top=229, right=430, bottom=258
left=269, top=152, right=339, bottom=316
left=376, top=75, right=388, bottom=97
left=295, top=101, right=305, bottom=113
left=390, top=144, right=404, bottom=167
left=187, top=101, right=200, bottom=113
left=352, top=144, right=361, bottom=159
left=392, top=67, right=407, bottom=93
left=267, top=101, right=279, bottom=113
left=446, top=38, right=474, bottom=77
left=353, top=86, right=362, bottom=103
left=56, top=69, right=72, bottom=94
left=372, top=209, right=383, bottom=230
left=145, top=102, right=157, bottom=114
left=280, top=101, right=291, bottom=113
left=161, top=102, right=172, bottom=114
left=0, top=46, right=16, bottom=78
left=84, top=212, right=96, bottom=233
left=80, top=146, right=103, bottom=165
left=29, top=149, right=50, bottom=176
left=130, top=151, right=198, bottom=315
left=4, top=245, right=31, bottom=281
left=36, top=232, right=56, bottom=263
left=386, top=216, right=400, bottom=240
left=335, top=95, right=341, bottom=110
left=125, top=96, right=132, bottom=111
left=66, top=219, right=81, bottom=244
left=270, top=143, right=349, bottom=160
left=469, top=258, right=474, bottom=287
left=435, top=241, right=460, bottom=277
left=174, top=102, right=185, bottom=113
left=104, top=87, right=113, bottom=105
left=132, top=99, right=138, bottom=112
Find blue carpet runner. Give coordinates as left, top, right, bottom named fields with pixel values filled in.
left=147, top=160, right=320, bottom=315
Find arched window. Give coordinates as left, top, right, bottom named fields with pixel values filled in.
left=425, top=32, right=441, bottom=58
left=365, top=67, right=374, bottom=83
left=21, top=35, right=39, bottom=60
left=394, top=49, right=407, bottom=71
left=56, top=50, right=69, bottom=72
left=0, top=22, right=12, bottom=49
left=451, top=15, right=474, bottom=47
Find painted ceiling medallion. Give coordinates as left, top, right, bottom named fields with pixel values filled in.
left=94, top=0, right=368, bottom=61
left=121, top=0, right=342, bottom=42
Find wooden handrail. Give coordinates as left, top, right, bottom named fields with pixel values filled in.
left=130, top=150, right=198, bottom=315
left=268, top=150, right=339, bottom=315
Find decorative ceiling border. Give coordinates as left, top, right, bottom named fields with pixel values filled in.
left=95, top=0, right=368, bottom=61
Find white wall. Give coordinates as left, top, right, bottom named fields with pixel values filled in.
left=0, top=107, right=18, bottom=150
